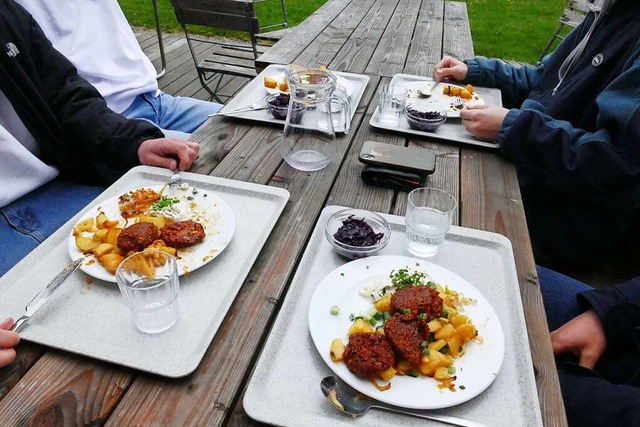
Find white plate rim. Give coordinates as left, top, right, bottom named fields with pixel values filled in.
left=67, top=185, right=235, bottom=283
left=308, top=255, right=505, bottom=410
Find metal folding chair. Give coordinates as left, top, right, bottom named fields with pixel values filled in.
left=538, top=0, right=589, bottom=63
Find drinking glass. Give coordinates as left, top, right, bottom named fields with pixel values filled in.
left=405, top=187, right=457, bottom=257
left=116, top=250, right=180, bottom=334
left=378, top=84, right=408, bottom=127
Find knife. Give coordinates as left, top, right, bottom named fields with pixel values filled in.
left=10, top=258, right=84, bottom=332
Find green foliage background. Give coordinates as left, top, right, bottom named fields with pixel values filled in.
left=119, top=0, right=570, bottom=64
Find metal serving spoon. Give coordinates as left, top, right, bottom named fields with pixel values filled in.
left=418, top=79, right=440, bottom=98
left=320, top=376, right=488, bottom=427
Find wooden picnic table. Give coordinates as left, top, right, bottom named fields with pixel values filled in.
left=0, top=0, right=567, bottom=426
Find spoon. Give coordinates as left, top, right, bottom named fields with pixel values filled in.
left=418, top=79, right=440, bottom=98
left=320, top=376, right=488, bottom=427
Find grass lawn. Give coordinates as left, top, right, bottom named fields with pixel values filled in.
left=119, top=0, right=570, bottom=64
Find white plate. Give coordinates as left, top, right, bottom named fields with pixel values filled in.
left=68, top=185, right=235, bottom=283
left=308, top=255, right=505, bottom=410
left=402, top=81, right=485, bottom=118
left=263, top=72, right=355, bottom=97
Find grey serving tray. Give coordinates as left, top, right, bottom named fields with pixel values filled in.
left=217, top=64, right=369, bottom=133
left=244, top=205, right=543, bottom=426
left=370, top=73, right=502, bottom=150
left=0, top=166, right=289, bottom=378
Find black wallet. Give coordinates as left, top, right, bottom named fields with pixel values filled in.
left=360, top=165, right=429, bottom=192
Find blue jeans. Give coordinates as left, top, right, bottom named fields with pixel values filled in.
left=0, top=179, right=104, bottom=277
left=121, top=92, right=222, bottom=140
left=537, top=265, right=592, bottom=331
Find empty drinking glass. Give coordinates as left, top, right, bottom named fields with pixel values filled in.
left=405, top=187, right=457, bottom=257
left=378, top=84, right=408, bottom=127
left=116, top=251, right=180, bottom=334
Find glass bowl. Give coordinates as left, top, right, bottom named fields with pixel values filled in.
left=404, top=101, right=447, bottom=132
left=266, top=93, right=305, bottom=123
left=324, top=208, right=391, bottom=259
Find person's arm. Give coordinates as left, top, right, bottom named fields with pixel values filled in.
left=499, top=49, right=640, bottom=197
left=0, top=318, right=20, bottom=368
left=23, top=13, right=162, bottom=172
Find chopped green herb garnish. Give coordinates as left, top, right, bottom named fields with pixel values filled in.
left=441, top=345, right=449, bottom=354
left=369, top=318, right=378, bottom=326
left=372, top=310, right=383, bottom=320
left=390, top=268, right=426, bottom=290
left=448, top=366, right=456, bottom=375
left=459, top=385, right=466, bottom=390
left=406, top=371, right=419, bottom=378
left=383, top=312, right=391, bottom=321
left=417, top=313, right=426, bottom=321
left=187, top=196, right=194, bottom=201
left=423, top=348, right=430, bottom=355
left=340, top=273, right=345, bottom=276
left=151, top=196, right=179, bottom=210
left=402, top=308, right=411, bottom=315
left=427, top=281, right=437, bottom=289
left=420, top=340, right=427, bottom=348
left=441, top=310, right=449, bottom=319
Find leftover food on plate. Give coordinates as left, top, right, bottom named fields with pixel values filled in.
left=264, top=75, right=289, bottom=93
left=69, top=183, right=235, bottom=281
left=330, top=267, right=479, bottom=392
left=405, top=81, right=484, bottom=116
left=308, top=255, right=505, bottom=410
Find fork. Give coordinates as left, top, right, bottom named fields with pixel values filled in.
left=453, top=97, right=464, bottom=110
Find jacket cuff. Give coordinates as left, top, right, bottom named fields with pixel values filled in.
left=578, top=284, right=640, bottom=348
left=463, top=59, right=482, bottom=85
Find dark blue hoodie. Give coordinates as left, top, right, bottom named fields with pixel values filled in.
left=464, top=0, right=640, bottom=267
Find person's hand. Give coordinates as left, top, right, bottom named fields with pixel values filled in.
left=551, top=309, right=606, bottom=369
left=459, top=105, right=509, bottom=141
left=434, top=56, right=468, bottom=82
left=138, top=138, right=200, bottom=171
left=0, top=317, right=20, bottom=368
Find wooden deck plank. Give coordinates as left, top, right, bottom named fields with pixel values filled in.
left=404, top=0, right=445, bottom=77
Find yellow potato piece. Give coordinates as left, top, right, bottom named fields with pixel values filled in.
left=92, top=229, right=108, bottom=242
left=264, top=76, right=277, bottom=89
left=75, top=236, right=100, bottom=253
left=99, top=253, right=125, bottom=275
left=347, top=318, right=374, bottom=337
left=93, top=243, right=116, bottom=258
left=457, top=323, right=477, bottom=343
left=96, top=212, right=109, bottom=229
left=379, top=366, right=396, bottom=381
left=373, top=294, right=392, bottom=313
left=74, top=218, right=94, bottom=235
left=330, top=338, right=345, bottom=362
left=434, top=323, right=456, bottom=340
left=138, top=215, right=167, bottom=229
left=104, top=228, right=122, bottom=245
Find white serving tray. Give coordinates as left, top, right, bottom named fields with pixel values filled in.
left=370, top=73, right=503, bottom=150
left=0, top=166, right=289, bottom=378
left=217, top=64, right=370, bottom=133
left=244, top=205, right=543, bottom=426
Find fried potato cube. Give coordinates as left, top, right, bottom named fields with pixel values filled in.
left=138, top=215, right=167, bottom=229
left=446, top=334, right=462, bottom=357
left=419, top=350, right=453, bottom=376
left=427, top=339, right=447, bottom=352
left=450, top=314, right=469, bottom=328
left=75, top=236, right=100, bottom=253
left=443, top=85, right=451, bottom=95
left=373, top=294, right=392, bottom=313
left=434, top=323, right=456, bottom=340
left=264, top=76, right=277, bottom=89
left=379, top=366, right=396, bottom=381
left=147, top=240, right=177, bottom=256
left=330, top=338, right=345, bottom=362
left=74, top=218, right=94, bottom=235
left=98, top=253, right=125, bottom=275
left=277, top=80, right=289, bottom=92
left=450, top=86, right=462, bottom=96
left=104, top=228, right=122, bottom=245
left=466, top=84, right=474, bottom=94
left=346, top=318, right=374, bottom=337
left=427, top=318, right=442, bottom=333
left=434, top=366, right=451, bottom=380
left=395, top=360, right=413, bottom=374
left=102, top=219, right=121, bottom=229
left=92, top=229, right=109, bottom=242
left=457, top=323, right=478, bottom=343
left=460, top=89, right=472, bottom=100
left=96, top=212, right=109, bottom=229
left=93, top=243, right=117, bottom=258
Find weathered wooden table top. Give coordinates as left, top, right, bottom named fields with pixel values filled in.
left=0, top=1, right=567, bottom=426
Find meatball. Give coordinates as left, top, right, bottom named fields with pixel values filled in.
left=160, top=220, right=206, bottom=248
left=117, top=222, right=160, bottom=252
left=383, top=314, right=427, bottom=366
left=391, top=286, right=443, bottom=321
left=343, top=333, right=394, bottom=378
